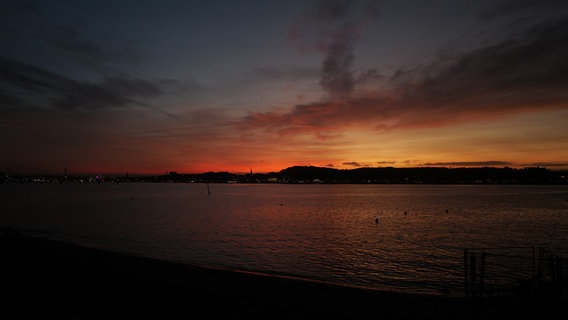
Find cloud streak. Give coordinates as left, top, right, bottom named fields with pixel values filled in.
left=243, top=15, right=568, bottom=136
left=421, top=161, right=513, bottom=167
left=49, top=25, right=144, bottom=75
left=0, top=54, right=177, bottom=114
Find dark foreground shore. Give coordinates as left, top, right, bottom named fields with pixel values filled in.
left=1, top=234, right=565, bottom=319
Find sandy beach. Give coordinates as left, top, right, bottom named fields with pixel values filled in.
left=1, top=233, right=565, bottom=319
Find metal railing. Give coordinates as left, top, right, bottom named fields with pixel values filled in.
left=464, top=246, right=566, bottom=300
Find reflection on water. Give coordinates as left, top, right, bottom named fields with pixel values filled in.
left=1, top=183, right=568, bottom=295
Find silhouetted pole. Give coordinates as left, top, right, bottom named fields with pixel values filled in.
left=464, top=249, right=468, bottom=298
left=470, top=255, right=477, bottom=299
left=480, top=252, right=486, bottom=298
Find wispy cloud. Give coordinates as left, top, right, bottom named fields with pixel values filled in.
left=0, top=55, right=178, bottom=115
left=49, top=24, right=144, bottom=74
left=343, top=161, right=364, bottom=167
left=0, top=2, right=185, bottom=117
left=421, top=161, right=513, bottom=167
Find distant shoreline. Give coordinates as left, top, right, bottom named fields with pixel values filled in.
left=2, top=165, right=567, bottom=184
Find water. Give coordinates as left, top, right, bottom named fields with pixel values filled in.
left=2, top=183, right=568, bottom=296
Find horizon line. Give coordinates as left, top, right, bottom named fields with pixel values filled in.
left=2, top=164, right=561, bottom=177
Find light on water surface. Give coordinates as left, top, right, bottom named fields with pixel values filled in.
left=2, top=183, right=568, bottom=296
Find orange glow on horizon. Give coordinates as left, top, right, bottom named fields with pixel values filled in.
left=6, top=108, right=567, bottom=176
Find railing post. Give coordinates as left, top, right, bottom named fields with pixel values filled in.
left=470, top=254, right=477, bottom=299
left=464, top=248, right=468, bottom=298
left=558, top=257, right=563, bottom=282
left=532, top=246, right=535, bottom=276
left=480, top=252, right=486, bottom=298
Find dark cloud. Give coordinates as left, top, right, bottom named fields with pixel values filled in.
left=243, top=16, right=568, bottom=136
left=49, top=25, right=144, bottom=75
left=1, top=1, right=143, bottom=76
left=0, top=2, right=173, bottom=114
left=320, top=37, right=355, bottom=99
left=0, top=90, right=24, bottom=108
left=376, top=161, right=396, bottom=165
left=389, top=16, right=568, bottom=118
left=51, top=26, right=106, bottom=62
left=0, top=54, right=168, bottom=111
left=343, top=161, right=363, bottom=167
left=289, top=0, right=380, bottom=99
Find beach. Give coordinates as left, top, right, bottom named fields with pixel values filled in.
left=1, top=233, right=565, bottom=319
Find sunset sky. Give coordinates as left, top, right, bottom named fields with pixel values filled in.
left=1, top=0, right=568, bottom=175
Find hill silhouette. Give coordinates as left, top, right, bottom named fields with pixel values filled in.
left=277, top=166, right=565, bottom=184
left=138, top=165, right=566, bottom=184
left=3, top=166, right=566, bottom=184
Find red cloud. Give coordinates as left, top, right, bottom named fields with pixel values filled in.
left=242, top=16, right=568, bottom=137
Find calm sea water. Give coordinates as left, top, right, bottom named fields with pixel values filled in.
left=2, top=183, right=568, bottom=295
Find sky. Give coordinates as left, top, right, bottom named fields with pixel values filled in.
left=1, top=0, right=568, bottom=175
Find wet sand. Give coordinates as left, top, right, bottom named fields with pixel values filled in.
left=1, top=234, right=565, bottom=319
